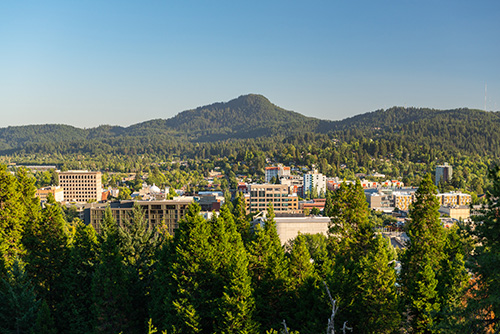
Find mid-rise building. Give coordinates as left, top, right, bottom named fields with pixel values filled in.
left=84, top=197, right=193, bottom=235
left=365, top=188, right=417, bottom=212
left=196, top=193, right=223, bottom=211
left=365, top=188, right=395, bottom=212
left=436, top=163, right=453, bottom=185
left=303, top=171, right=327, bottom=197
left=437, top=192, right=471, bottom=206
left=280, top=175, right=303, bottom=196
left=58, top=170, right=102, bottom=202
left=265, top=165, right=291, bottom=183
left=247, top=184, right=298, bottom=213
left=393, top=191, right=416, bottom=211
left=36, top=186, right=64, bottom=203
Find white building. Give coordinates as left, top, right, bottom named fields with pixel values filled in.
left=265, top=165, right=291, bottom=183
left=303, top=171, right=327, bottom=197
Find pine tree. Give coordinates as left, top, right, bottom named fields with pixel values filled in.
left=465, top=165, right=500, bottom=332
left=326, top=180, right=399, bottom=333
left=433, top=225, right=470, bottom=332
left=154, top=203, right=257, bottom=333
left=149, top=228, right=175, bottom=330
left=59, top=221, right=98, bottom=334
left=288, top=233, right=315, bottom=288
left=91, top=207, right=133, bottom=333
left=33, top=300, right=57, bottom=334
left=323, top=190, right=334, bottom=217
left=285, top=233, right=329, bottom=334
left=232, top=191, right=251, bottom=245
left=15, top=167, right=41, bottom=225
left=154, top=202, right=209, bottom=333
left=327, top=180, right=370, bottom=238
left=400, top=173, right=445, bottom=333
left=248, top=203, right=289, bottom=331
left=0, top=165, right=26, bottom=267
left=223, top=189, right=234, bottom=212
left=0, top=258, right=40, bottom=334
left=22, top=197, right=69, bottom=322
left=212, top=206, right=257, bottom=333
left=119, top=203, right=160, bottom=333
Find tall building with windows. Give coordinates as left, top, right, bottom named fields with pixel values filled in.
left=435, top=163, right=453, bottom=185
left=58, top=170, right=102, bottom=202
left=247, top=184, right=298, bottom=213
left=303, top=171, right=327, bottom=197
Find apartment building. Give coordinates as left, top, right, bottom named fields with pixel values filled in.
left=303, top=171, right=327, bottom=197
left=393, top=191, right=416, bottom=211
left=437, top=192, right=471, bottom=206
left=84, top=197, right=193, bottom=235
left=58, top=170, right=102, bottom=202
left=436, top=163, right=453, bottom=185
left=265, top=165, right=291, bottom=183
left=247, top=184, right=298, bottom=213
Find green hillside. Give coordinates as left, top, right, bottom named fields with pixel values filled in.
left=1, top=95, right=500, bottom=159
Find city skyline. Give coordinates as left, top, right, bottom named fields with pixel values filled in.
left=1, top=1, right=499, bottom=128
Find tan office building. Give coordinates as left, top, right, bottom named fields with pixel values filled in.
left=247, top=184, right=298, bottom=213
left=84, top=198, right=193, bottom=235
left=58, top=170, right=102, bottom=202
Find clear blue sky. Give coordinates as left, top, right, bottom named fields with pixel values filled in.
left=1, top=1, right=499, bottom=128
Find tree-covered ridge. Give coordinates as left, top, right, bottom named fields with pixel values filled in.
left=161, top=94, right=324, bottom=139
left=334, top=107, right=500, bottom=157
left=334, top=106, right=499, bottom=130
left=0, top=124, right=87, bottom=151
left=2, top=95, right=500, bottom=182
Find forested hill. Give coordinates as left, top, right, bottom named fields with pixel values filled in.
left=335, top=106, right=500, bottom=130
left=331, top=107, right=500, bottom=157
left=0, top=94, right=323, bottom=150
left=129, top=94, right=326, bottom=140
left=0, top=94, right=499, bottom=157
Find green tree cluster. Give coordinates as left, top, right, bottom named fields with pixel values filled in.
left=400, top=174, right=468, bottom=333
left=0, top=162, right=494, bottom=333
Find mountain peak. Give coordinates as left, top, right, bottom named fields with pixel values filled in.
left=233, top=93, right=271, bottom=105
left=161, top=94, right=319, bottom=140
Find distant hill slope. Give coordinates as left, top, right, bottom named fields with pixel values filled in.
left=1, top=95, right=500, bottom=157
left=334, top=106, right=500, bottom=130
left=131, top=94, right=325, bottom=140
left=0, top=124, right=87, bottom=151
left=330, top=106, right=500, bottom=157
